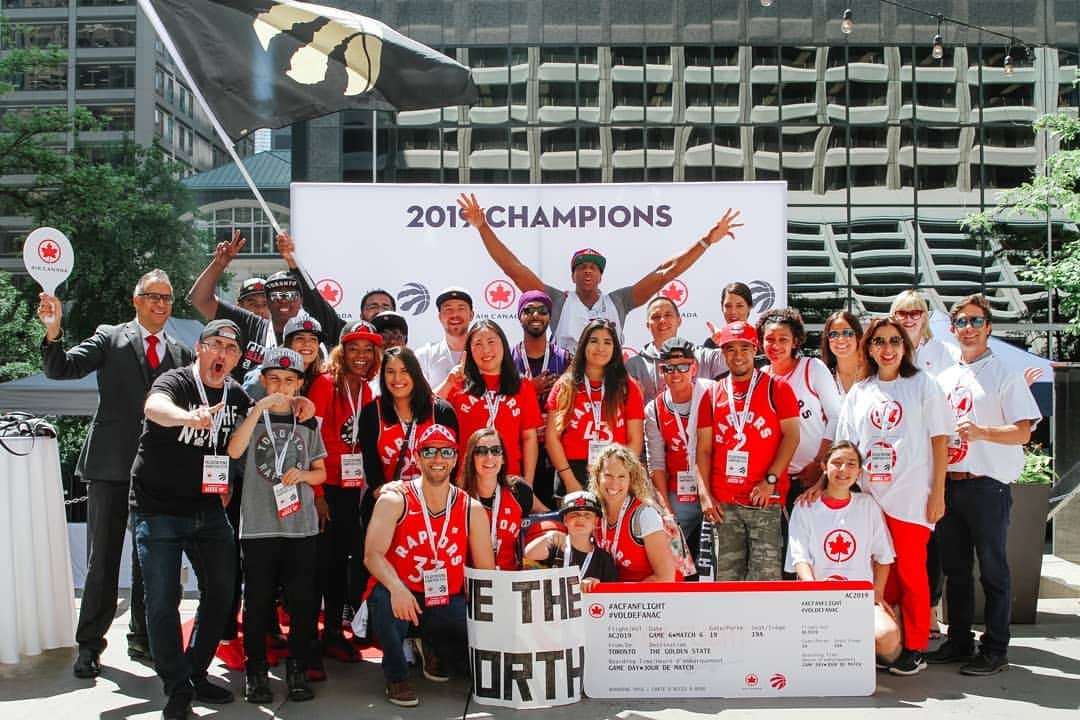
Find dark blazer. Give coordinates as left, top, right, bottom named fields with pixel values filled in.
left=41, top=320, right=194, bottom=483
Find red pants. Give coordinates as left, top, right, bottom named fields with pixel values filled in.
left=883, top=514, right=931, bottom=652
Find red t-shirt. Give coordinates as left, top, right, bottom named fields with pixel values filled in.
left=308, top=372, right=377, bottom=488
left=546, top=378, right=646, bottom=461
left=447, top=374, right=543, bottom=476
left=698, top=371, right=799, bottom=505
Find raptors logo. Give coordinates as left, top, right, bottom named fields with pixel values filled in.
left=869, top=400, right=903, bottom=431
left=823, top=529, right=856, bottom=563
left=949, top=386, right=974, bottom=420
left=770, top=673, right=787, bottom=690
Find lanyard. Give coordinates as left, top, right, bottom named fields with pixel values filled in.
left=488, top=484, right=501, bottom=548
left=343, top=379, right=362, bottom=451
left=600, top=496, right=631, bottom=562
left=413, top=480, right=456, bottom=562
left=725, top=370, right=760, bottom=445
left=518, top=342, right=550, bottom=379
left=192, top=364, right=228, bottom=455
left=483, top=390, right=503, bottom=429
left=667, top=382, right=702, bottom=464
left=585, top=380, right=605, bottom=433
left=261, top=410, right=296, bottom=479
left=563, top=533, right=594, bottom=578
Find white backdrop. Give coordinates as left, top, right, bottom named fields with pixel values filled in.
left=291, top=183, right=787, bottom=352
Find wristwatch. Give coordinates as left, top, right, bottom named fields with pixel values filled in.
left=765, top=473, right=778, bottom=486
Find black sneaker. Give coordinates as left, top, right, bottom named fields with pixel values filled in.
left=960, top=651, right=1009, bottom=676
left=192, top=677, right=235, bottom=704
left=888, top=649, right=927, bottom=676
left=161, top=692, right=191, bottom=720
left=128, top=636, right=153, bottom=663
left=73, top=647, right=102, bottom=679
left=926, top=640, right=976, bottom=665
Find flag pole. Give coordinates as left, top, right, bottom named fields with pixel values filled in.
left=136, top=0, right=283, bottom=236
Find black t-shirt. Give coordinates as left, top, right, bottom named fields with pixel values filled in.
left=215, top=302, right=275, bottom=382
left=541, top=537, right=619, bottom=583
left=131, top=366, right=252, bottom=515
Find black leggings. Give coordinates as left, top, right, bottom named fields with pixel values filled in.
left=316, top=484, right=361, bottom=638
left=242, top=536, right=318, bottom=664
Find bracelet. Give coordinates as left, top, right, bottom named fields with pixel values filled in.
left=698, top=237, right=710, bottom=250
left=556, top=466, right=571, bottom=474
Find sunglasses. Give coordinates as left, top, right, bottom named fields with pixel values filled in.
left=828, top=329, right=857, bottom=340
left=268, top=291, right=299, bottom=303
left=952, top=316, right=988, bottom=329
left=870, top=335, right=905, bottom=347
left=138, top=292, right=174, bottom=305
left=521, top=306, right=550, bottom=317
left=894, top=309, right=924, bottom=321
left=659, top=362, right=693, bottom=375
left=418, top=447, right=458, bottom=459
left=474, top=445, right=505, bottom=457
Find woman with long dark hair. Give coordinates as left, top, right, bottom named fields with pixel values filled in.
left=459, top=428, right=534, bottom=570
left=835, top=316, right=951, bottom=676
left=545, top=319, right=645, bottom=495
left=820, top=310, right=865, bottom=396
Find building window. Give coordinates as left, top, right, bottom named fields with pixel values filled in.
left=2, top=1, right=69, bottom=8
left=1, top=23, right=67, bottom=49
left=77, top=63, right=136, bottom=89
left=85, top=104, right=135, bottom=131
left=76, top=21, right=136, bottom=48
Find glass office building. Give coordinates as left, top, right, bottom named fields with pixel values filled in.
left=287, top=0, right=1080, bottom=353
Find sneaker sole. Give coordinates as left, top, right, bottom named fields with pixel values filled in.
left=415, top=640, right=450, bottom=683
left=386, top=694, right=419, bottom=707
left=888, top=661, right=928, bottom=676
left=960, top=663, right=1009, bottom=676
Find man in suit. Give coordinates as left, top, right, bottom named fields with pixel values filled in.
left=38, top=269, right=195, bottom=679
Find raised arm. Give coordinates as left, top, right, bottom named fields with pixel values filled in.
left=187, top=231, right=246, bottom=320
left=277, top=232, right=344, bottom=340
left=457, top=193, right=544, bottom=293
left=38, top=295, right=109, bottom=379
left=629, top=208, right=744, bottom=308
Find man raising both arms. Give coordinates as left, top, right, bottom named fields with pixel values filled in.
left=457, top=192, right=744, bottom=352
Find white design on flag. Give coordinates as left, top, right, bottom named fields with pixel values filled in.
left=253, top=2, right=384, bottom=95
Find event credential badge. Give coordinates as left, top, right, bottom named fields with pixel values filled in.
left=340, top=453, right=364, bottom=488
left=202, top=455, right=229, bottom=494
left=274, top=482, right=301, bottom=518
left=423, top=567, right=449, bottom=607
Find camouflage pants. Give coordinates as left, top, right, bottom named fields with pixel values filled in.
left=712, top=503, right=782, bottom=581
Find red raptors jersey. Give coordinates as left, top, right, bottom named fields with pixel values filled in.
left=448, top=375, right=543, bottom=476
left=308, top=372, right=377, bottom=487
left=596, top=498, right=652, bottom=582
left=654, top=396, right=693, bottom=474
left=698, top=372, right=799, bottom=505
left=546, top=378, right=645, bottom=461
left=388, top=483, right=470, bottom=595
left=483, top=485, right=524, bottom=571
left=373, top=402, right=441, bottom=485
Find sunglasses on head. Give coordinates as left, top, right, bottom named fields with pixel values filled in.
left=828, top=328, right=856, bottom=340
left=521, top=306, right=549, bottom=317
left=894, top=309, right=924, bottom=320
left=418, top=447, right=457, bottom=459
left=952, top=316, right=988, bottom=329
left=659, top=362, right=693, bottom=375
left=474, top=445, right=504, bottom=457
left=870, top=335, right=905, bottom=347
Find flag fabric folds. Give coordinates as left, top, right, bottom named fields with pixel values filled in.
left=141, top=0, right=478, bottom=141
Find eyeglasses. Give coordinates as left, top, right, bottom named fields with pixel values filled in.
left=659, top=362, right=693, bottom=375
left=474, top=445, right=504, bottom=457
left=138, top=292, right=174, bottom=305
left=419, top=447, right=457, bottom=459
left=268, top=291, right=299, bottom=303
left=521, top=306, right=549, bottom=317
left=827, top=329, right=857, bottom=340
left=893, top=309, right=924, bottom=321
left=201, top=339, right=241, bottom=356
left=952, top=316, right=988, bottom=329
left=869, top=335, right=904, bottom=347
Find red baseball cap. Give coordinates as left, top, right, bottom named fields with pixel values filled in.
left=717, top=321, right=759, bottom=348
left=416, top=424, right=457, bottom=448
left=571, top=248, right=606, bottom=273
left=339, top=320, right=384, bottom=347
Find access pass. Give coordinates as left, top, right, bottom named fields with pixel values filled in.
left=340, top=453, right=365, bottom=489
left=202, top=455, right=229, bottom=495
left=423, top=567, right=449, bottom=607
left=588, top=439, right=611, bottom=468
left=676, top=470, right=698, bottom=502
left=869, top=446, right=894, bottom=483
left=274, top=482, right=300, bottom=518
left=725, top=450, right=749, bottom=482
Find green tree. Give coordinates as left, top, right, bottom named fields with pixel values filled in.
left=0, top=270, right=44, bottom=383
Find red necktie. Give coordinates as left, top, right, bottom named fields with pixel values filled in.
left=146, top=335, right=161, bottom=370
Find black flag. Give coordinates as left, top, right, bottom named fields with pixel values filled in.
left=140, top=0, right=478, bottom=141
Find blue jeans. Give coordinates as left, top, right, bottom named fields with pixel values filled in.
left=131, top=507, right=236, bottom=698
left=668, top=491, right=703, bottom=562
left=937, top=477, right=1012, bottom=654
left=366, top=583, right=467, bottom=683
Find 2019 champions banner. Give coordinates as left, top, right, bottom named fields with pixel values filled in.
left=291, top=182, right=786, bottom=351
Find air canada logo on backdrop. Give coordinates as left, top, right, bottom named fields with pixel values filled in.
left=748, top=280, right=775, bottom=313
left=317, top=278, right=343, bottom=307
left=485, top=279, right=516, bottom=310
left=253, top=5, right=383, bottom=97
left=659, top=279, right=689, bottom=307
left=398, top=283, right=430, bottom=315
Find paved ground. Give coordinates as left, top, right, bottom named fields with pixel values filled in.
left=2, top=563, right=1079, bottom=720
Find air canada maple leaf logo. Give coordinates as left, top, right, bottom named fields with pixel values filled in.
left=317, top=278, right=343, bottom=308
left=38, top=239, right=60, bottom=263
left=660, top=279, right=688, bottom=307
left=823, top=529, right=856, bottom=563
left=485, top=279, right=515, bottom=310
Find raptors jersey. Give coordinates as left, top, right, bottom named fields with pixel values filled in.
left=785, top=493, right=896, bottom=581
left=596, top=498, right=653, bottom=582
left=547, top=378, right=645, bottom=461
left=388, top=483, right=470, bottom=595
left=447, top=374, right=543, bottom=476
left=481, top=484, right=525, bottom=571
left=307, top=372, right=378, bottom=487
left=763, top=357, right=842, bottom=474
left=373, top=401, right=441, bottom=485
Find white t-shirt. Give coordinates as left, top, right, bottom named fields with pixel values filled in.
left=915, top=337, right=960, bottom=378
left=785, top=493, right=896, bottom=580
left=414, top=338, right=463, bottom=389
left=936, top=351, right=1041, bottom=483
left=836, top=371, right=952, bottom=529
left=764, top=357, right=842, bottom=473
